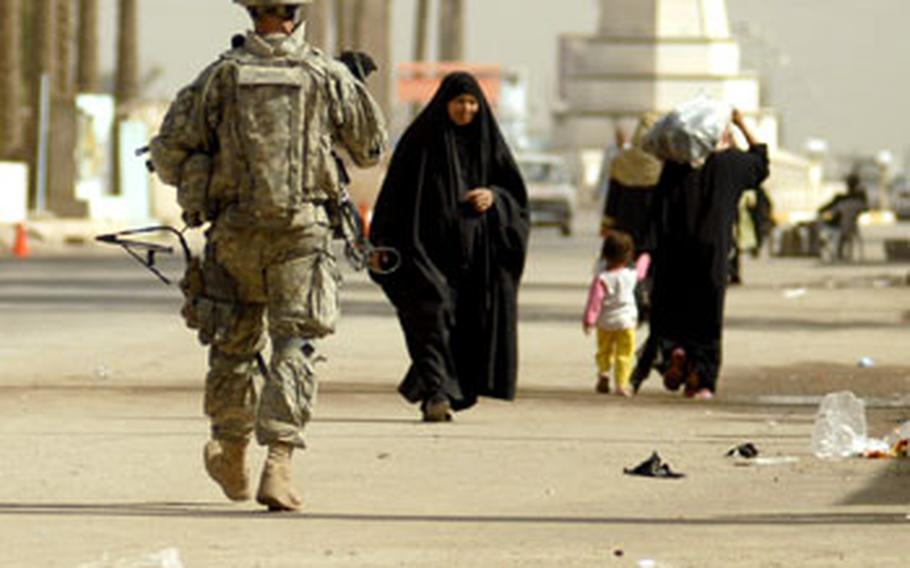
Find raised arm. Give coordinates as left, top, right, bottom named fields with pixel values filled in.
left=732, top=109, right=760, bottom=148
left=326, top=61, right=388, bottom=169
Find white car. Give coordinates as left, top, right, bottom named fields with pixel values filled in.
left=516, top=153, right=578, bottom=236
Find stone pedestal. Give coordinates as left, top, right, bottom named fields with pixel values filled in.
left=554, top=0, right=777, bottom=151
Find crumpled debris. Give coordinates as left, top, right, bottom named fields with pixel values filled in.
left=864, top=437, right=909, bottom=459
left=736, top=456, right=799, bottom=467
left=623, top=452, right=685, bottom=479
left=783, top=287, right=808, bottom=300
left=77, top=548, right=183, bottom=568
left=726, top=443, right=759, bottom=459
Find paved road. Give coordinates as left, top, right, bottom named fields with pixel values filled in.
left=1, top=221, right=909, bottom=567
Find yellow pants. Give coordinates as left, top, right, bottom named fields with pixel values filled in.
left=596, top=328, right=636, bottom=390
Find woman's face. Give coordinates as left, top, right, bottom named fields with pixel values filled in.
left=447, top=94, right=480, bottom=127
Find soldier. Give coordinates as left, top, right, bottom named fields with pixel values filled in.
left=149, top=0, right=387, bottom=511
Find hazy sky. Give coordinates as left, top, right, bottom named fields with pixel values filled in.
left=96, top=0, right=909, bottom=169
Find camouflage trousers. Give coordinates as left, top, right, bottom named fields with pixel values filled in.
left=202, top=220, right=340, bottom=449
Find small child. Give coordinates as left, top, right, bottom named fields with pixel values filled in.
left=583, top=231, right=648, bottom=397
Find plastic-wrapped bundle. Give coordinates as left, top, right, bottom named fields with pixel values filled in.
left=643, top=95, right=732, bottom=166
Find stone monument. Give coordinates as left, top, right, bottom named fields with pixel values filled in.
left=554, top=0, right=779, bottom=153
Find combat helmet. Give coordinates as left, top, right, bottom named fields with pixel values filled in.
left=233, top=0, right=311, bottom=6
left=234, top=0, right=311, bottom=27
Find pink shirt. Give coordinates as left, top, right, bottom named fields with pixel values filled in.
left=583, top=254, right=650, bottom=330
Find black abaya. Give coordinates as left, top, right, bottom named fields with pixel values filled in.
left=637, top=145, right=769, bottom=392
left=369, top=72, right=530, bottom=411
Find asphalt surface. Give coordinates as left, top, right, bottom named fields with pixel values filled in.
left=1, top=219, right=909, bottom=567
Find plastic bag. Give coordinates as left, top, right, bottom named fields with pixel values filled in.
left=643, top=95, right=732, bottom=166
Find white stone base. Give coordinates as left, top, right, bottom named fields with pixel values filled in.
left=560, top=37, right=741, bottom=77
left=0, top=162, right=29, bottom=223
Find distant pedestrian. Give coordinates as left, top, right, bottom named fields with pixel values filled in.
left=601, top=113, right=663, bottom=321
left=816, top=173, right=868, bottom=261
left=595, top=127, right=629, bottom=205
left=632, top=109, right=769, bottom=399
left=583, top=231, right=648, bottom=397
left=601, top=113, right=662, bottom=253
left=729, top=186, right=775, bottom=285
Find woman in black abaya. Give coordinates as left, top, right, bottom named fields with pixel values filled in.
left=369, top=72, right=530, bottom=421
left=631, top=110, right=770, bottom=399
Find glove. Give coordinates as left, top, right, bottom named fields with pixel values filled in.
left=338, top=51, right=377, bottom=82
left=182, top=211, right=204, bottom=229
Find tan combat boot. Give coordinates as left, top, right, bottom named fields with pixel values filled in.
left=256, top=443, right=303, bottom=512
left=203, top=439, right=251, bottom=502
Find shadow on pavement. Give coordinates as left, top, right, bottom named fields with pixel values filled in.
left=0, top=502, right=906, bottom=525
left=840, top=463, right=910, bottom=506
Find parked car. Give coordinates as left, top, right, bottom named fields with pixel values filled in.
left=516, top=153, right=577, bottom=236
left=889, top=176, right=910, bottom=219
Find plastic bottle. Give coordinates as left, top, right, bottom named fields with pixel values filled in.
left=810, top=391, right=868, bottom=459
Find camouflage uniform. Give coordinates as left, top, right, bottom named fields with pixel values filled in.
left=150, top=24, right=387, bottom=450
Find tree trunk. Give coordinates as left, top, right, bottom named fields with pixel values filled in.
left=438, top=0, right=465, bottom=62
left=55, top=0, right=73, bottom=98
left=409, top=0, right=430, bottom=117
left=414, top=0, right=430, bottom=63
left=77, top=0, right=99, bottom=93
left=334, top=0, right=351, bottom=50
left=306, top=0, right=330, bottom=51
left=115, top=0, right=138, bottom=110
left=0, top=0, right=25, bottom=159
left=353, top=0, right=391, bottom=117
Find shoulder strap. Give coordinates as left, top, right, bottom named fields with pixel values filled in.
left=195, top=57, right=238, bottom=154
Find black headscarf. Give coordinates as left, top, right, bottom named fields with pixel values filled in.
left=370, top=71, right=529, bottom=302
left=370, top=72, right=530, bottom=409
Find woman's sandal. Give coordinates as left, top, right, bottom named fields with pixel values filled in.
left=662, top=348, right=687, bottom=391
left=422, top=398, right=453, bottom=422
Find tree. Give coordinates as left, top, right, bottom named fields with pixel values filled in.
left=306, top=0, right=330, bottom=51
left=334, top=0, right=351, bottom=50
left=353, top=0, right=391, bottom=117
left=55, top=0, right=73, bottom=97
left=438, top=0, right=465, bottom=62
left=414, top=0, right=430, bottom=63
left=77, top=0, right=99, bottom=93
left=115, top=0, right=138, bottom=109
left=0, top=0, right=24, bottom=159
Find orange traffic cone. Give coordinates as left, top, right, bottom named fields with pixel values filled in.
left=13, top=223, right=29, bottom=258
left=358, top=203, right=372, bottom=239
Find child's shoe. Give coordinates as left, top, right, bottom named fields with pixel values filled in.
left=595, top=374, right=611, bottom=394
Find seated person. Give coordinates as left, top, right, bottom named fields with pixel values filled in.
left=817, top=173, right=869, bottom=261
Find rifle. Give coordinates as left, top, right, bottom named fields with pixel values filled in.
left=329, top=153, right=400, bottom=275
left=95, top=225, right=191, bottom=285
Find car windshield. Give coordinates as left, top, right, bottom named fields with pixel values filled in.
left=519, top=160, right=569, bottom=184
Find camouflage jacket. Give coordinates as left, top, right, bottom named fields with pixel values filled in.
left=150, top=26, right=387, bottom=228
